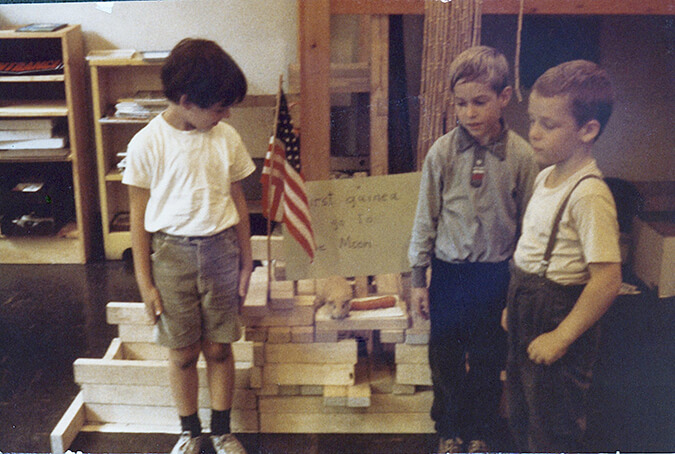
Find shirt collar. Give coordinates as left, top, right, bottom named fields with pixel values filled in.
left=456, top=120, right=508, bottom=160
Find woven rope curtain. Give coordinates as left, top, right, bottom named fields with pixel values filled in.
left=416, top=0, right=483, bottom=169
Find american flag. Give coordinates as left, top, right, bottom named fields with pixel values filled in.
left=260, top=90, right=316, bottom=261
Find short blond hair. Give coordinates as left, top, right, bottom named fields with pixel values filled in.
left=449, top=46, right=510, bottom=93
left=532, top=60, right=614, bottom=136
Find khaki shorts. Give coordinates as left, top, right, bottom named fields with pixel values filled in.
left=151, top=228, right=242, bottom=349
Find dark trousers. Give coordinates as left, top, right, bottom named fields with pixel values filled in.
left=428, top=258, right=509, bottom=442
left=505, top=266, right=600, bottom=452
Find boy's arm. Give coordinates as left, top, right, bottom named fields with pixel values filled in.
left=231, top=181, right=253, bottom=304
left=128, top=185, right=163, bottom=323
left=527, top=261, right=621, bottom=365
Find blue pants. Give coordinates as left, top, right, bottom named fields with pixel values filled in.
left=505, top=266, right=599, bottom=452
left=428, top=258, right=509, bottom=442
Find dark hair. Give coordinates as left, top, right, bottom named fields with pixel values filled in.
left=161, top=38, right=247, bottom=108
left=449, top=45, right=510, bottom=93
left=532, top=60, right=614, bottom=136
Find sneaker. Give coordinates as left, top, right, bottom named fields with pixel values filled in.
left=211, top=433, right=247, bottom=454
left=170, top=431, right=203, bottom=454
left=466, top=439, right=490, bottom=453
left=438, top=436, right=464, bottom=453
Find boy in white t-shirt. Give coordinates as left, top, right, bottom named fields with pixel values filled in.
left=502, top=60, right=622, bottom=452
left=123, top=39, right=254, bottom=454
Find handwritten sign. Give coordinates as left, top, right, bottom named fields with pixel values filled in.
left=284, top=172, right=422, bottom=280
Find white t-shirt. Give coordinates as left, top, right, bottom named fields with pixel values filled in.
left=514, top=160, right=621, bottom=285
left=122, top=114, right=256, bottom=237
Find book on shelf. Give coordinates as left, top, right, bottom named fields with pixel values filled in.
left=0, top=60, right=63, bottom=75
left=0, top=136, right=67, bottom=150
left=86, top=49, right=137, bottom=61
left=0, top=118, right=56, bottom=130
left=16, top=23, right=67, bottom=33
left=0, top=128, right=53, bottom=141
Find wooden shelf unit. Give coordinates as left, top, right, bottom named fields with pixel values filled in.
left=0, top=24, right=95, bottom=263
left=88, top=55, right=164, bottom=260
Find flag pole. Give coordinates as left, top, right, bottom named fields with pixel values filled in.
left=266, top=74, right=284, bottom=299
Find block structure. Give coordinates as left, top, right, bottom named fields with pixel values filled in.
left=52, top=255, right=434, bottom=452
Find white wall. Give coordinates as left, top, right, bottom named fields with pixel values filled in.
left=0, top=0, right=297, bottom=96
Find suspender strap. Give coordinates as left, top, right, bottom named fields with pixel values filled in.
left=539, top=174, right=602, bottom=277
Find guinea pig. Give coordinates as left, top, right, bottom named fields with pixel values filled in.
left=315, top=275, right=353, bottom=319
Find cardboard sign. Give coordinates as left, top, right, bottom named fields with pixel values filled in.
left=284, top=172, right=421, bottom=280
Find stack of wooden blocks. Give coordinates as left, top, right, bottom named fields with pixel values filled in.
left=51, top=252, right=434, bottom=452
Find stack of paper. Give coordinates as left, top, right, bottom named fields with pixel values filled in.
left=0, top=118, right=66, bottom=150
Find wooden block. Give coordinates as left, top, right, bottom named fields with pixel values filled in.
left=279, top=385, right=301, bottom=396
left=242, top=296, right=315, bottom=327
left=323, top=385, right=348, bottom=407
left=259, top=411, right=433, bottom=433
left=374, top=273, right=401, bottom=294
left=50, top=391, right=85, bottom=454
left=81, top=383, right=256, bottom=409
left=392, top=383, right=416, bottom=395
left=251, top=234, right=284, bottom=262
left=405, top=328, right=429, bottom=345
left=241, top=267, right=269, bottom=317
left=120, top=339, right=253, bottom=363
left=103, top=338, right=124, bottom=360
left=118, top=324, right=154, bottom=343
left=253, top=342, right=264, bottom=367
left=245, top=327, right=268, bottom=343
left=291, top=326, right=314, bottom=343
left=347, top=383, right=371, bottom=408
left=249, top=366, right=262, bottom=389
left=269, top=280, right=295, bottom=310
left=106, top=302, right=148, bottom=326
left=315, top=329, right=338, bottom=343
left=264, top=340, right=357, bottom=364
left=379, top=329, right=405, bottom=344
left=73, top=358, right=252, bottom=389
left=296, top=279, right=316, bottom=295
left=396, top=363, right=432, bottom=386
left=260, top=392, right=432, bottom=415
left=85, top=404, right=258, bottom=432
left=256, top=384, right=280, bottom=396
left=300, top=385, right=324, bottom=396
left=395, top=344, right=429, bottom=364
left=267, top=326, right=292, bottom=344
left=263, top=363, right=354, bottom=386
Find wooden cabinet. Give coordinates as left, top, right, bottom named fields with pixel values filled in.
left=88, top=55, right=164, bottom=260
left=0, top=25, right=95, bottom=263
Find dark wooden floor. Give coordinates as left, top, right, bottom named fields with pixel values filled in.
left=0, top=260, right=672, bottom=453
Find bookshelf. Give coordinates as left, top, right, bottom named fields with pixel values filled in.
left=0, top=24, right=95, bottom=263
left=88, top=55, right=165, bottom=259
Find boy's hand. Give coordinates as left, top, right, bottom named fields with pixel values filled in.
left=237, top=261, right=253, bottom=308
left=527, top=330, right=570, bottom=365
left=141, top=285, right=163, bottom=324
left=501, top=307, right=508, bottom=332
left=410, top=287, right=430, bottom=320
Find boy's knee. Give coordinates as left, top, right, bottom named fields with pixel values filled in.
left=169, top=343, right=201, bottom=370
left=202, top=341, right=233, bottom=363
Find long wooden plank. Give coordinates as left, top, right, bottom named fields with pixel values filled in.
left=369, top=15, right=389, bottom=177
left=330, top=0, right=673, bottom=15
left=264, top=340, right=357, bottom=364
left=85, top=404, right=258, bottom=432
left=73, top=358, right=252, bottom=389
left=50, top=391, right=85, bottom=454
left=260, top=411, right=433, bottom=433
left=298, top=0, right=332, bottom=180
left=260, top=392, right=432, bottom=414
left=263, top=363, right=355, bottom=386
left=81, top=383, right=256, bottom=409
